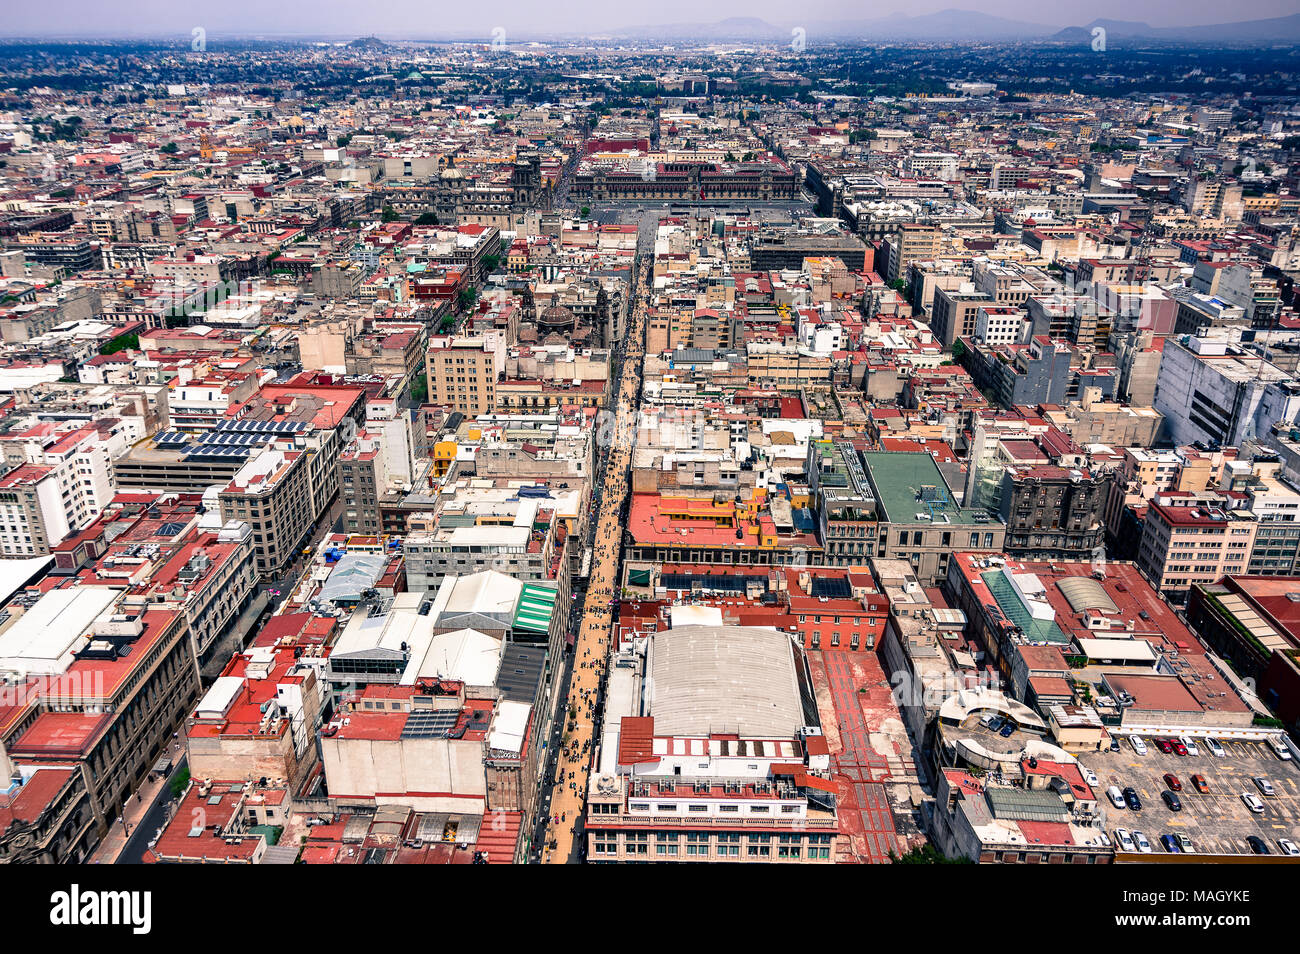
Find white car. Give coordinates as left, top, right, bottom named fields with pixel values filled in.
left=1130, top=735, right=1148, bottom=755
left=1107, top=785, right=1126, bottom=809
left=1114, top=828, right=1137, bottom=852
left=1278, top=838, right=1300, bottom=856
left=1179, top=736, right=1200, bottom=757
left=1205, top=736, right=1227, bottom=758
left=1268, top=737, right=1293, bottom=761
left=1132, top=830, right=1153, bottom=853
left=1242, top=792, right=1266, bottom=813
left=1082, top=766, right=1100, bottom=788
left=1254, top=776, right=1277, bottom=797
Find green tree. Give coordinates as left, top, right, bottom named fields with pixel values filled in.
left=169, top=767, right=191, bottom=800
left=381, top=205, right=399, bottom=222
left=890, top=845, right=970, bottom=864
left=99, top=332, right=139, bottom=355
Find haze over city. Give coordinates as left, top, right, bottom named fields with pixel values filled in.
left=3, top=0, right=1300, bottom=37
left=0, top=0, right=1295, bottom=931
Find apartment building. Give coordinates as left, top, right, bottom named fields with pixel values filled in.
left=998, top=465, right=1111, bottom=562
left=218, top=450, right=315, bottom=578
left=0, top=422, right=117, bottom=555
left=426, top=333, right=505, bottom=415
left=0, top=591, right=201, bottom=857
left=1137, top=496, right=1257, bottom=605
left=930, top=286, right=995, bottom=348
left=884, top=223, right=941, bottom=285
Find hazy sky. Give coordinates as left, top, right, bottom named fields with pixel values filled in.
left=2, top=0, right=1297, bottom=38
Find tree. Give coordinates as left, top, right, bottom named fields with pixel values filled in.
left=458, top=287, right=477, bottom=313
left=950, top=340, right=968, bottom=362
left=169, top=767, right=191, bottom=800
left=415, top=212, right=439, bottom=225
left=99, top=332, right=139, bottom=355
left=890, top=845, right=970, bottom=864
left=381, top=205, right=399, bottom=222
left=580, top=206, right=591, bottom=219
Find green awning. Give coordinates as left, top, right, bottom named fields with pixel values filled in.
left=628, top=568, right=652, bottom=586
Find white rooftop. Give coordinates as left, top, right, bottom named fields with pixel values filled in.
left=0, top=586, right=122, bottom=677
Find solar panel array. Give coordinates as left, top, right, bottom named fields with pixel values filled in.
left=184, top=444, right=256, bottom=459
left=202, top=431, right=275, bottom=447
left=154, top=431, right=190, bottom=446
left=216, top=419, right=309, bottom=435
left=401, top=710, right=459, bottom=739
left=810, top=576, right=852, bottom=599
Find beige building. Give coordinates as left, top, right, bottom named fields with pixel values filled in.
left=218, top=450, right=316, bottom=578
left=427, top=333, right=505, bottom=416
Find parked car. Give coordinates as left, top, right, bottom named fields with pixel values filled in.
left=1162, top=790, right=1182, bottom=812
left=1114, top=828, right=1136, bottom=852
left=1179, top=736, right=1200, bottom=757
left=978, top=714, right=998, bottom=729
left=1268, top=737, right=1293, bottom=761
left=1247, top=835, right=1270, bottom=855
left=1130, top=735, right=1148, bottom=755
left=1205, top=737, right=1227, bottom=758
left=1278, top=838, right=1300, bottom=856
left=1242, top=792, right=1266, bottom=813
left=1160, top=833, right=1181, bottom=853
left=1107, top=785, right=1126, bottom=809
left=1254, top=776, right=1277, bottom=797
left=1191, top=774, right=1209, bottom=794
left=1172, top=739, right=1188, bottom=756
left=1175, top=833, right=1195, bottom=853
left=1155, top=738, right=1174, bottom=754
left=1109, top=737, right=1121, bottom=753
left=1123, top=787, right=1142, bottom=811
left=1082, top=766, right=1099, bottom=787
left=1163, top=773, right=1182, bottom=792
left=1133, top=830, right=1152, bottom=853
left=998, top=721, right=1015, bottom=738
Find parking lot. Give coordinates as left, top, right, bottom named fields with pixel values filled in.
left=1081, top=737, right=1300, bottom=857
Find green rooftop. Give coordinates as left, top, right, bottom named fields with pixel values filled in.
left=513, top=583, right=558, bottom=635
left=982, top=570, right=1071, bottom=645
left=861, top=451, right=993, bottom=526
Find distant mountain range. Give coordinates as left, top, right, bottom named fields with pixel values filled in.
left=1052, top=14, right=1300, bottom=44
left=612, top=10, right=1300, bottom=45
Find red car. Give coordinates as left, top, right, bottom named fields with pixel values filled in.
left=1191, top=774, right=1209, bottom=794
left=1155, top=738, right=1174, bottom=754
left=1164, top=773, right=1182, bottom=792
left=1172, top=740, right=1188, bottom=756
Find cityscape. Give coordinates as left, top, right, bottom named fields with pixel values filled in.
left=0, top=3, right=1298, bottom=900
